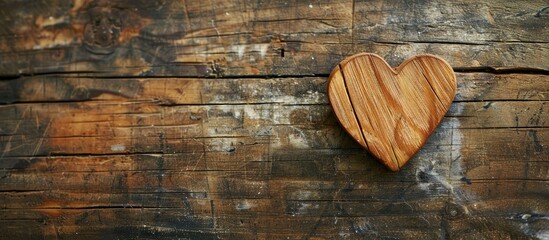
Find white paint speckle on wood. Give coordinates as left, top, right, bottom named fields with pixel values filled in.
left=536, top=230, right=549, bottom=240
left=110, top=144, right=126, bottom=152
left=288, top=126, right=309, bottom=148
left=236, top=200, right=255, bottom=210
left=253, top=44, right=269, bottom=58
left=232, top=45, right=246, bottom=59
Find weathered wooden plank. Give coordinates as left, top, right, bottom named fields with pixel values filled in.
left=455, top=73, right=549, bottom=101
left=0, top=191, right=210, bottom=209
left=0, top=170, right=211, bottom=193
left=3, top=204, right=548, bottom=239
left=0, top=153, right=208, bottom=172
left=1, top=73, right=546, bottom=105
left=0, top=127, right=546, bottom=195
left=1, top=155, right=547, bottom=239
left=0, top=0, right=353, bottom=77
left=0, top=100, right=546, bottom=157
left=446, top=198, right=549, bottom=239
left=0, top=192, right=446, bottom=218
left=0, top=211, right=445, bottom=239
left=355, top=1, right=549, bottom=43
left=0, top=208, right=218, bottom=239
left=353, top=1, right=549, bottom=69
left=0, top=76, right=327, bottom=104
left=445, top=216, right=549, bottom=240
left=0, top=0, right=547, bottom=77
left=2, top=181, right=549, bottom=237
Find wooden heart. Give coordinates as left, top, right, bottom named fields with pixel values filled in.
left=328, top=53, right=456, bottom=171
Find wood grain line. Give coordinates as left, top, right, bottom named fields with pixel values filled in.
left=339, top=64, right=372, bottom=155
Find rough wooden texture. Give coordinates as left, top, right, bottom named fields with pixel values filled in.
left=328, top=53, right=456, bottom=171
left=0, top=0, right=548, bottom=77
left=1, top=0, right=548, bottom=239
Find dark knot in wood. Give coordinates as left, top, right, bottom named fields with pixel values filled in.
left=83, top=9, right=120, bottom=55
left=445, top=202, right=463, bottom=220
left=70, top=86, right=90, bottom=100
left=51, top=49, right=65, bottom=61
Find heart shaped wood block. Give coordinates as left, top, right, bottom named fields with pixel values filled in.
left=328, top=53, right=456, bottom=171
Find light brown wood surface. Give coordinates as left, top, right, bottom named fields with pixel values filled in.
left=329, top=53, right=456, bottom=171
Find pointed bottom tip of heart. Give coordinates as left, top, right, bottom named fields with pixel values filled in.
left=378, top=158, right=405, bottom=172
left=386, top=164, right=401, bottom=172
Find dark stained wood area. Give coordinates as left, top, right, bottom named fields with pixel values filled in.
left=1, top=0, right=548, bottom=239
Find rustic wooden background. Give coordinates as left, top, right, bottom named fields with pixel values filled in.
left=1, top=0, right=548, bottom=239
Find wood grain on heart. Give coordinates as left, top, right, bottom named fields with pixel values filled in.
left=328, top=53, right=456, bottom=171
